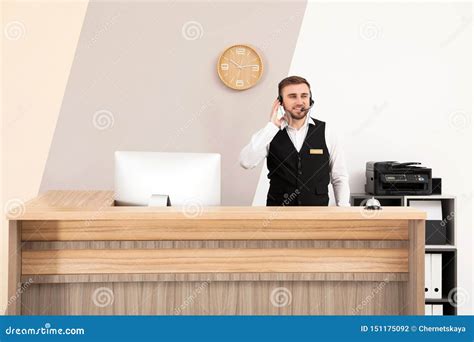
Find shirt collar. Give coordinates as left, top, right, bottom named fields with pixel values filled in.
left=280, top=110, right=316, bottom=131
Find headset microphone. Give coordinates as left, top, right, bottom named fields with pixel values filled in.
left=300, top=103, right=313, bottom=113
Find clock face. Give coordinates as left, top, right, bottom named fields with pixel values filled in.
left=217, top=44, right=263, bottom=90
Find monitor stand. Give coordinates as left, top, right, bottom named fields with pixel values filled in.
left=148, top=194, right=171, bottom=207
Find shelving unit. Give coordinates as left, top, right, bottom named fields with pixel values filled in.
left=424, top=247, right=457, bottom=315
left=350, top=193, right=458, bottom=315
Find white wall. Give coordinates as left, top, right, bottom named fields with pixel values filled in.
left=287, top=2, right=472, bottom=313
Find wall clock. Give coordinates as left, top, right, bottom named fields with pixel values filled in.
left=217, top=44, right=264, bottom=90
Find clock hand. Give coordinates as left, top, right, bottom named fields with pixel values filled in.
left=240, top=64, right=259, bottom=68
left=229, top=59, right=242, bottom=69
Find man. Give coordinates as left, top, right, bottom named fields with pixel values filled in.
left=240, top=76, right=350, bottom=206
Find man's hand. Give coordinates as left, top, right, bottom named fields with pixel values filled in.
left=270, top=99, right=286, bottom=128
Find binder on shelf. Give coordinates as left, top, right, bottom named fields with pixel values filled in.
left=425, top=253, right=432, bottom=298
left=425, top=304, right=432, bottom=315
left=432, top=304, right=443, bottom=315
left=410, top=201, right=443, bottom=220
left=431, top=253, right=443, bottom=299
left=409, top=200, right=446, bottom=245
left=426, top=220, right=447, bottom=245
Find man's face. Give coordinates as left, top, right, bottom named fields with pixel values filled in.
left=281, top=83, right=311, bottom=120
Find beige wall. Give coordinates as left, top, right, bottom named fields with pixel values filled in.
left=1, top=0, right=88, bottom=315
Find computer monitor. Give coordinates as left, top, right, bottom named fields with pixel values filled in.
left=114, top=151, right=221, bottom=206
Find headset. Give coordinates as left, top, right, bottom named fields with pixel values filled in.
left=277, top=90, right=314, bottom=119
left=278, top=90, right=314, bottom=107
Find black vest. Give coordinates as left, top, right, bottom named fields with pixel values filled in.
left=266, top=119, right=330, bottom=206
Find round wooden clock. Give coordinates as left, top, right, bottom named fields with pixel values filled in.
left=217, top=44, right=264, bottom=90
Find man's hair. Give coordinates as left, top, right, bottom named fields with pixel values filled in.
left=278, top=76, right=311, bottom=97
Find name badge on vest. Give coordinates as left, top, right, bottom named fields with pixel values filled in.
left=310, top=149, right=323, bottom=155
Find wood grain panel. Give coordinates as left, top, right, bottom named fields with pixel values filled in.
left=22, top=248, right=408, bottom=275
left=22, top=272, right=409, bottom=284
left=6, top=221, right=21, bottom=315
left=20, top=281, right=407, bottom=315
left=407, top=220, right=425, bottom=315
left=21, top=190, right=114, bottom=208
left=21, top=219, right=409, bottom=241
left=22, top=239, right=408, bottom=250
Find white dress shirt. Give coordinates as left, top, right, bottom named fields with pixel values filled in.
left=240, top=111, right=351, bottom=207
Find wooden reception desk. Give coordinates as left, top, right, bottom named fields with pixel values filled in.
left=6, top=191, right=426, bottom=315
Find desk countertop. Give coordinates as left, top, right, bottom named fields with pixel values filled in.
left=7, top=190, right=427, bottom=221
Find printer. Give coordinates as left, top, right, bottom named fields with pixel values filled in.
left=365, top=161, right=432, bottom=195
